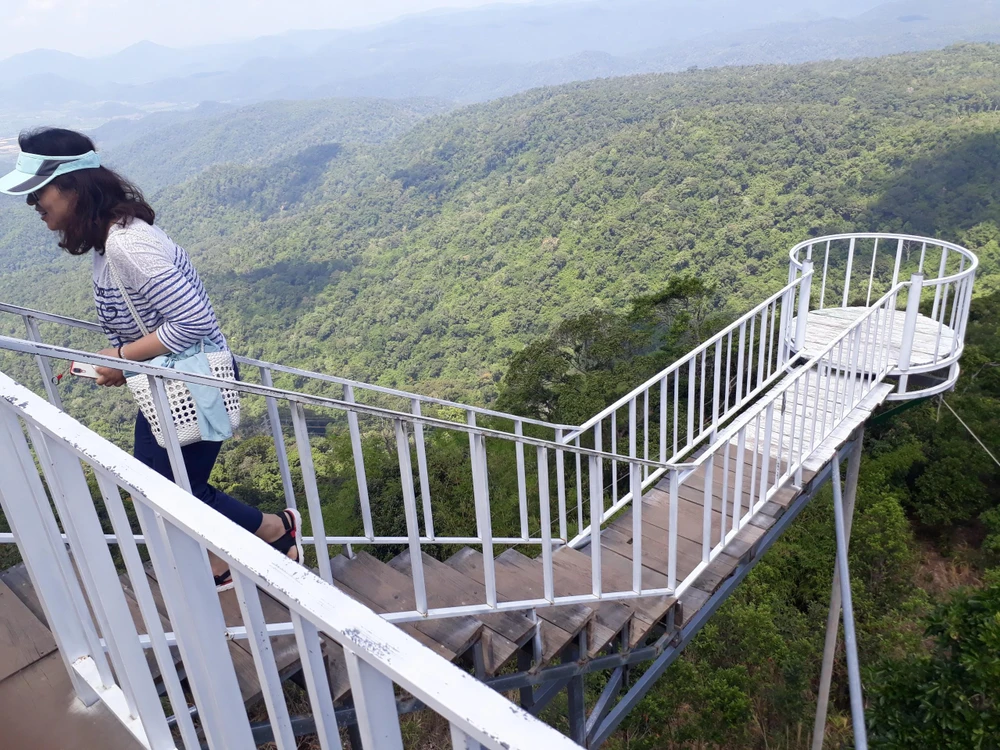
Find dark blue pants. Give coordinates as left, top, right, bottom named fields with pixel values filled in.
left=133, top=409, right=263, bottom=533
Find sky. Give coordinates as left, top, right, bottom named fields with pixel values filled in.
left=0, top=0, right=553, bottom=59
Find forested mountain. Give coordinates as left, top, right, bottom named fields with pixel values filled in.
left=3, top=44, right=1000, bottom=403
left=1, top=40, right=999, bottom=750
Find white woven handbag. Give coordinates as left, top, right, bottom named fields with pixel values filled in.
left=106, top=254, right=240, bottom=448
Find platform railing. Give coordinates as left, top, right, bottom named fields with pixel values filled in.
left=0, top=371, right=582, bottom=750
left=788, top=233, right=977, bottom=398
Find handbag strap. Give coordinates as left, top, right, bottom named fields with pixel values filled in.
left=105, top=250, right=151, bottom=338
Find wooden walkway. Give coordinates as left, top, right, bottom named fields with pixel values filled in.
left=798, top=307, right=956, bottom=369
left=0, top=370, right=895, bottom=738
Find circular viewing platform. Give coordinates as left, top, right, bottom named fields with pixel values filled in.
left=788, top=233, right=977, bottom=401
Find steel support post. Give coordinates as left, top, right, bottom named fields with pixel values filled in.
left=565, top=638, right=587, bottom=745
left=812, top=427, right=864, bottom=750
left=830, top=450, right=869, bottom=749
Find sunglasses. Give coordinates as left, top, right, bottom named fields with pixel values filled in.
left=25, top=190, right=43, bottom=206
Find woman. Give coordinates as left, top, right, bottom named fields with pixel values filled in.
left=0, top=128, right=302, bottom=591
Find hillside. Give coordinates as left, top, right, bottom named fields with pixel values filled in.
left=3, top=46, right=1000, bottom=403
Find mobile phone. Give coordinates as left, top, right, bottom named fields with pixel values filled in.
left=70, top=361, right=100, bottom=379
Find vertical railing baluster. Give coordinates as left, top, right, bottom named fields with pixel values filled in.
left=628, top=398, right=637, bottom=492
left=711, top=341, right=723, bottom=440
left=699, top=349, right=707, bottom=436
left=758, top=404, right=774, bottom=509
left=795, top=260, right=814, bottom=353
left=735, top=322, right=747, bottom=405
left=843, top=237, right=856, bottom=307
left=344, top=648, right=404, bottom=750
left=725, top=331, right=734, bottom=410
left=411, top=400, right=435, bottom=540
left=766, top=300, right=777, bottom=378
left=394, top=419, right=427, bottom=615
left=702, top=452, right=714, bottom=563
left=344, top=385, right=374, bottom=542
left=610, top=410, right=618, bottom=507
left=630, top=462, right=643, bottom=594
left=819, top=239, right=831, bottom=309
left=555, top=428, right=568, bottom=543
left=673, top=373, right=680, bottom=457
left=260, top=366, right=297, bottom=510
left=643, top=388, right=650, bottom=481
left=891, top=238, right=903, bottom=288
left=589, top=455, right=603, bottom=597
left=659, top=375, right=667, bottom=464
left=687, top=358, right=696, bottom=449
left=291, top=613, right=343, bottom=750
left=22, top=314, right=63, bottom=408
left=515, top=421, right=529, bottom=541
left=866, top=238, right=879, bottom=307
left=290, top=401, right=333, bottom=581
left=575, top=437, right=584, bottom=536
left=537, top=447, right=554, bottom=603
left=468, top=412, right=497, bottom=609
left=720, top=438, right=732, bottom=547
left=232, top=572, right=297, bottom=750
left=732, top=429, right=746, bottom=537
left=149, top=375, right=192, bottom=493
left=594, top=421, right=604, bottom=524
left=667, top=469, right=679, bottom=591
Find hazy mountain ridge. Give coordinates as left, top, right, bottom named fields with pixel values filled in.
left=7, top=0, right=993, bottom=128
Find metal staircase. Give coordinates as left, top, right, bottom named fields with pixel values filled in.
left=0, top=233, right=977, bottom=748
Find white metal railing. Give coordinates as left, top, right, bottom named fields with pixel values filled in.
left=0, top=234, right=977, bottom=624
left=0, top=371, right=581, bottom=750
left=559, top=272, right=812, bottom=546
left=0, top=332, right=667, bottom=623
left=788, top=233, right=977, bottom=399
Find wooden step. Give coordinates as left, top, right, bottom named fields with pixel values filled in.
left=2, top=561, right=181, bottom=688
left=497, top=549, right=632, bottom=659
left=329, top=552, right=483, bottom=660
left=557, top=546, right=674, bottom=647
left=388, top=549, right=529, bottom=675
left=445, top=547, right=592, bottom=664
left=0, top=576, right=56, bottom=682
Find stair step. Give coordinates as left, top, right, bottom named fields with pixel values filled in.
left=3, top=561, right=180, bottom=688
left=498, top=549, right=631, bottom=658
left=388, top=549, right=528, bottom=675
left=557, top=546, right=674, bottom=648
left=445, top=547, right=592, bottom=664
left=329, top=552, right=483, bottom=660
left=0, top=576, right=56, bottom=682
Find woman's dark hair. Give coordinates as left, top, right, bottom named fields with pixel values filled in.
left=20, top=128, right=155, bottom=255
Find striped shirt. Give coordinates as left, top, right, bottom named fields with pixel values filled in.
left=93, top=219, right=228, bottom=353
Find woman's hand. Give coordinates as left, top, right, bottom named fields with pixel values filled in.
left=95, top=347, right=126, bottom=387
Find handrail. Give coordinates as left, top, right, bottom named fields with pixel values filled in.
left=0, top=371, right=580, bottom=750
left=0, top=334, right=659, bottom=468
left=562, top=274, right=807, bottom=443
left=0, top=301, right=573, bottom=431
